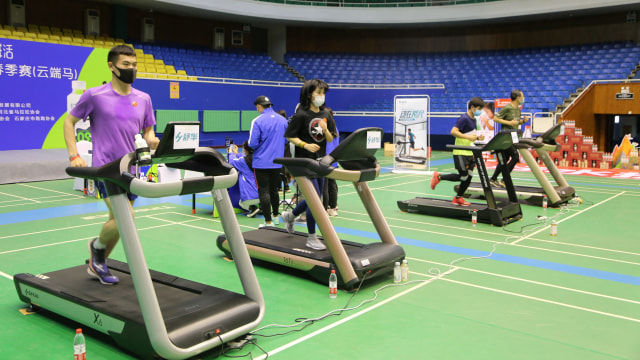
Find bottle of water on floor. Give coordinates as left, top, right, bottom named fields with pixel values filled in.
left=542, top=195, right=548, bottom=210
left=74, top=328, right=86, bottom=360
left=393, top=262, right=401, bottom=283
left=401, top=259, right=409, bottom=282
left=329, top=270, right=337, bottom=299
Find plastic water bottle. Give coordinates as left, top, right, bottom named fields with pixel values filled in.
left=401, top=259, right=409, bottom=282
left=542, top=195, right=548, bottom=210
left=73, top=328, right=86, bottom=360
left=134, top=134, right=152, bottom=164
left=329, top=270, right=337, bottom=299
left=393, top=262, right=401, bottom=283
left=471, top=209, right=478, bottom=227
left=550, top=220, right=558, bottom=236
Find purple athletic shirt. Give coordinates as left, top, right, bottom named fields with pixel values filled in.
left=70, top=83, right=156, bottom=167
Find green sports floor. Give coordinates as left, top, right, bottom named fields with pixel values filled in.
left=0, top=150, right=639, bottom=360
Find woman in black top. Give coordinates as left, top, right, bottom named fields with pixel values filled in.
left=282, top=79, right=336, bottom=250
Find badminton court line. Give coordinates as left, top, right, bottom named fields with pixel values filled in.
left=254, top=268, right=459, bottom=360
left=510, top=191, right=625, bottom=245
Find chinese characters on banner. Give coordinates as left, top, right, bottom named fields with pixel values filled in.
left=0, top=42, right=79, bottom=124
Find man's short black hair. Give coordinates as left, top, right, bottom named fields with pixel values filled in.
left=510, top=89, right=523, bottom=101
left=468, top=96, right=485, bottom=109
left=108, top=45, right=136, bottom=64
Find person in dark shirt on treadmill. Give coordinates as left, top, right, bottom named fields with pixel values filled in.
left=430, top=97, right=485, bottom=206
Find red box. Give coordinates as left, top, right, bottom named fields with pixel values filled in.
left=589, top=152, right=603, bottom=161
left=570, top=135, right=583, bottom=145
left=563, top=127, right=575, bottom=136
left=556, top=135, right=567, bottom=144
left=579, top=144, right=592, bottom=153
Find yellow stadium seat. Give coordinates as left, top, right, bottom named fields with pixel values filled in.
left=39, top=26, right=50, bottom=33
left=72, top=37, right=84, bottom=44
left=61, top=36, right=72, bottom=42
left=94, top=40, right=104, bottom=46
left=157, top=74, right=168, bottom=79
left=16, top=26, right=28, bottom=33
left=24, top=32, right=37, bottom=39
left=154, top=59, right=164, bottom=66
left=0, top=29, right=12, bottom=37
left=37, top=33, right=49, bottom=40
left=27, top=24, right=39, bottom=32
left=50, top=27, right=61, bottom=33
left=12, top=31, right=25, bottom=38
left=49, top=35, right=61, bottom=41
left=3, top=25, right=15, bottom=31
left=176, top=70, right=187, bottom=76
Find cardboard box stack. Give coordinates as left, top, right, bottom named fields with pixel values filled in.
left=551, top=120, right=611, bottom=168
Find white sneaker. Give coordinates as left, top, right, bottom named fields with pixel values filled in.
left=272, top=214, right=280, bottom=225
left=327, top=208, right=338, bottom=217
left=282, top=211, right=295, bottom=233
left=305, top=234, right=326, bottom=250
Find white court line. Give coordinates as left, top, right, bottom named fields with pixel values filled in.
left=253, top=268, right=458, bottom=360
left=0, top=196, right=84, bottom=209
left=17, top=183, right=84, bottom=197
left=511, top=191, right=625, bottom=245
left=0, top=211, right=184, bottom=240
left=408, top=257, right=640, bottom=305
left=0, top=217, right=204, bottom=256
left=440, top=277, right=640, bottom=323
left=0, top=193, right=79, bottom=205
left=0, top=269, right=12, bottom=280
left=0, top=191, right=39, bottom=203
left=336, top=210, right=640, bottom=267
left=522, top=237, right=640, bottom=258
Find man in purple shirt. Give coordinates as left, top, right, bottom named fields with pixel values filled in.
left=63, top=45, right=159, bottom=285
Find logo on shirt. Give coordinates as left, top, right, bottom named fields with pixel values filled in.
left=132, top=101, right=138, bottom=107
left=308, top=118, right=325, bottom=143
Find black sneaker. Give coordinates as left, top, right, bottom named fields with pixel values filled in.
left=247, top=205, right=260, bottom=218
left=87, top=238, right=119, bottom=285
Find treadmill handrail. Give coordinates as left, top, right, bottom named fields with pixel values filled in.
left=66, top=147, right=237, bottom=197
left=447, top=129, right=516, bottom=152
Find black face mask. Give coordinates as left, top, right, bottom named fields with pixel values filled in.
left=113, top=65, right=136, bottom=84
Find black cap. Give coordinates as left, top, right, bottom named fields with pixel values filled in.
left=254, top=95, right=273, bottom=106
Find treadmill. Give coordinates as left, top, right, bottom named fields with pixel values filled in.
left=14, top=122, right=265, bottom=360
left=217, top=127, right=405, bottom=290
left=397, top=130, right=523, bottom=226
left=395, top=139, right=427, bottom=165
left=457, top=123, right=575, bottom=207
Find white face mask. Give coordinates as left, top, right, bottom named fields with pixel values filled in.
left=312, top=95, right=325, bottom=107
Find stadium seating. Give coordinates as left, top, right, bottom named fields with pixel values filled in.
left=285, top=42, right=640, bottom=112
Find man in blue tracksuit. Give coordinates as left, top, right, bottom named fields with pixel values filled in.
left=248, top=95, right=289, bottom=227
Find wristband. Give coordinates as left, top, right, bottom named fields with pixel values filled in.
left=69, top=154, right=81, bottom=161
left=299, top=141, right=306, bottom=148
